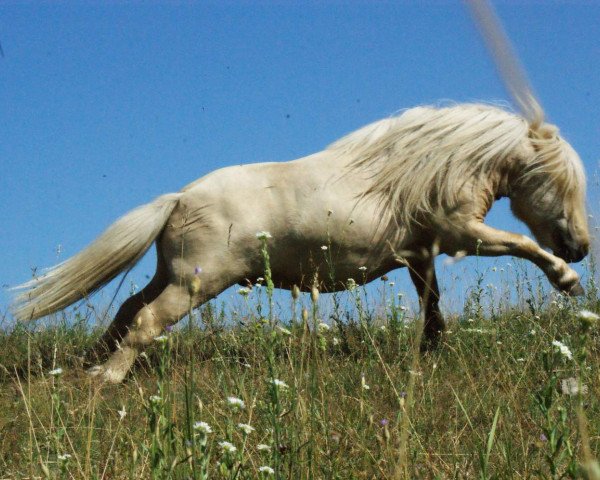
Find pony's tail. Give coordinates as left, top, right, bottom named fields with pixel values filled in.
left=11, top=193, right=181, bottom=321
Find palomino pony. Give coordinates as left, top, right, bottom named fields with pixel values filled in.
left=13, top=103, right=589, bottom=383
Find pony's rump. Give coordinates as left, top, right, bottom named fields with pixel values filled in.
left=11, top=193, right=181, bottom=321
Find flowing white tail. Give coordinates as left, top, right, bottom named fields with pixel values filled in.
left=12, top=193, right=181, bottom=321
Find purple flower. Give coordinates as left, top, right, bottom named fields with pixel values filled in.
left=194, top=266, right=202, bottom=275
left=165, top=325, right=173, bottom=333
left=540, top=433, right=548, bottom=442
left=400, top=391, right=407, bottom=398
left=380, top=418, right=389, bottom=426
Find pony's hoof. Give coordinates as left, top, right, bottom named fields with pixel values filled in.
left=86, top=365, right=125, bottom=384
left=87, top=365, right=105, bottom=378
left=567, top=282, right=585, bottom=297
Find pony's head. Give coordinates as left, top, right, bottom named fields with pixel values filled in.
left=510, top=125, right=589, bottom=263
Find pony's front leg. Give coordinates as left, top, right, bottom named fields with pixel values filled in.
left=407, top=258, right=445, bottom=350
left=455, top=221, right=584, bottom=295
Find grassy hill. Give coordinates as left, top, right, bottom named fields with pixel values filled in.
left=1, top=275, right=600, bottom=479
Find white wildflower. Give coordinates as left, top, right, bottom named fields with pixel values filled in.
left=49, top=368, right=63, bottom=376
left=346, top=278, right=357, bottom=290
left=321, top=245, right=328, bottom=251
left=270, top=378, right=289, bottom=390
left=227, top=396, right=245, bottom=409
left=516, top=358, right=525, bottom=362
left=154, top=335, right=168, bottom=343
left=389, top=281, right=395, bottom=287
left=552, top=340, right=574, bottom=360
left=361, top=375, right=370, bottom=390
left=332, top=337, right=340, bottom=346
left=57, top=453, right=71, bottom=461
left=257, top=444, right=272, bottom=452
left=358, top=266, right=367, bottom=271
left=561, top=377, right=588, bottom=396
left=578, top=310, right=600, bottom=322
left=193, top=421, right=213, bottom=434
left=238, top=287, right=250, bottom=296
left=317, top=322, right=330, bottom=332
left=149, top=395, right=162, bottom=404
left=237, top=423, right=255, bottom=435
left=118, top=406, right=127, bottom=420
left=256, top=231, right=272, bottom=240
left=258, top=466, right=275, bottom=475
left=218, top=441, right=237, bottom=454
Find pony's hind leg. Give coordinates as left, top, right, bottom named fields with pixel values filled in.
left=408, top=258, right=445, bottom=351
left=89, top=283, right=193, bottom=384
left=87, top=279, right=164, bottom=364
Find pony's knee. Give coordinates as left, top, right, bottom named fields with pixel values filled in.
left=127, top=306, right=164, bottom=346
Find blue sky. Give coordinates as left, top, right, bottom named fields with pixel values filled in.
left=1, top=2, right=599, bottom=319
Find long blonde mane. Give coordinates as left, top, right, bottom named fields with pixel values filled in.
left=330, top=103, right=585, bottom=231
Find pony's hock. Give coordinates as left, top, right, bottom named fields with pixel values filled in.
left=12, top=103, right=589, bottom=383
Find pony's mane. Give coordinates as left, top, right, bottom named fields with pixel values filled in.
left=329, top=103, right=585, bottom=231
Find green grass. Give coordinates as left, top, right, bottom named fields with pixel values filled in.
left=1, top=276, right=600, bottom=479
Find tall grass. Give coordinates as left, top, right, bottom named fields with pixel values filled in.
left=1, top=252, right=600, bottom=478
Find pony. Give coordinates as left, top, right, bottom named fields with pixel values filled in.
left=12, top=103, right=589, bottom=383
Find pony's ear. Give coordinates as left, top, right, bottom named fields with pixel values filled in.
left=528, top=123, right=558, bottom=141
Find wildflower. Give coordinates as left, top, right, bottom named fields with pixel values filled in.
left=257, top=444, right=272, bottom=452
left=194, top=266, right=202, bottom=275
left=165, top=325, right=173, bottom=333
left=118, top=406, right=127, bottom=420
left=540, top=433, right=548, bottom=442
left=578, top=309, right=600, bottom=323
left=399, top=305, right=407, bottom=311
left=227, top=396, right=245, bottom=409
left=310, top=285, right=319, bottom=303
left=270, top=378, right=289, bottom=390
left=256, top=231, right=272, bottom=240
left=358, top=266, right=367, bottom=271
left=409, top=370, right=422, bottom=376
left=516, top=358, right=525, bottom=362
left=258, top=466, right=275, bottom=475
left=291, top=284, right=300, bottom=300
left=57, top=453, right=71, bottom=461
left=361, top=375, right=370, bottom=391
left=389, top=281, right=395, bottom=287
left=154, top=335, right=168, bottom=343
left=317, top=322, right=330, bottom=332
left=277, top=325, right=292, bottom=336
left=380, top=418, right=389, bottom=426
left=256, top=276, right=264, bottom=283
left=237, top=423, right=255, bottom=434
left=49, top=368, right=63, bottom=376
left=321, top=245, right=328, bottom=251
left=561, top=377, right=588, bottom=396
left=552, top=340, right=574, bottom=360
left=347, top=278, right=357, bottom=290
left=193, top=421, right=213, bottom=434
left=149, top=395, right=162, bottom=404
left=218, top=441, right=237, bottom=454
left=238, top=287, right=250, bottom=296
left=332, top=337, right=340, bottom=346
